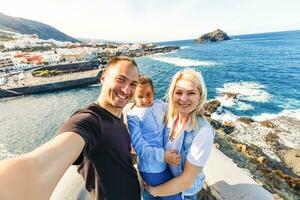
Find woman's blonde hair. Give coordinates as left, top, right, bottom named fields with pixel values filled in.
left=165, top=69, right=207, bottom=132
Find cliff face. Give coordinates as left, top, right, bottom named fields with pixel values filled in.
left=0, top=12, right=79, bottom=42
left=196, top=29, right=230, bottom=43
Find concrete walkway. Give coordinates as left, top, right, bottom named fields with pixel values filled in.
left=50, top=166, right=90, bottom=200
left=204, top=147, right=275, bottom=200
left=51, top=147, right=275, bottom=200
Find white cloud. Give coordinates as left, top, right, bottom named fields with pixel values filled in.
left=1, top=0, right=300, bottom=42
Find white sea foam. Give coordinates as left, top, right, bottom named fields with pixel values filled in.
left=281, top=98, right=300, bottom=110
left=211, top=110, right=238, bottom=123
left=180, top=46, right=190, bottom=49
left=217, top=82, right=271, bottom=103
left=215, top=96, right=254, bottom=111
left=148, top=55, right=217, bottom=67
left=215, top=82, right=271, bottom=110
left=236, top=102, right=254, bottom=111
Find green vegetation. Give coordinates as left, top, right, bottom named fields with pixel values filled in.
left=0, top=34, right=13, bottom=41
left=21, top=46, right=53, bottom=52
left=32, top=69, right=64, bottom=77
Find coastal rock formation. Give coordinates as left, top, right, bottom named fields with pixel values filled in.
left=260, top=120, right=276, bottom=128
left=204, top=100, right=221, bottom=114
left=213, top=132, right=300, bottom=199
left=223, top=92, right=238, bottom=99
left=237, top=117, right=255, bottom=125
left=196, top=29, right=230, bottom=43
left=278, top=148, right=300, bottom=176
left=205, top=104, right=300, bottom=199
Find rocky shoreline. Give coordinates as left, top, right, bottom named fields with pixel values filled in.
left=202, top=97, right=300, bottom=200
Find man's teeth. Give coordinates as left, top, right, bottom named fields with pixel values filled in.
left=116, top=93, right=127, bottom=99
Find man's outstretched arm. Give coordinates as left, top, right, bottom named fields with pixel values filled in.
left=0, top=132, right=85, bottom=200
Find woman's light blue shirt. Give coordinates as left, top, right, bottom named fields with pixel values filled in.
left=164, top=117, right=215, bottom=197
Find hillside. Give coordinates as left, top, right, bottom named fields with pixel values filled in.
left=0, top=12, right=79, bottom=43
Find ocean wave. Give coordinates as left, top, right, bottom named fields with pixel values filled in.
left=180, top=46, right=191, bottom=49
left=215, top=96, right=254, bottom=111
left=215, top=82, right=271, bottom=110
left=148, top=55, right=218, bottom=67
left=211, top=110, right=237, bottom=123
left=281, top=98, right=300, bottom=110
left=217, top=82, right=271, bottom=103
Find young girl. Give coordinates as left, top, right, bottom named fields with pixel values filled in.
left=127, top=75, right=182, bottom=200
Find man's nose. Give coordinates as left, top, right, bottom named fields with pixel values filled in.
left=122, top=84, right=131, bottom=94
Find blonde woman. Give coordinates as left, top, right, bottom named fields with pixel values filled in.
left=147, top=69, right=214, bottom=200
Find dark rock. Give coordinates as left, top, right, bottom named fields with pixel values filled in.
left=196, top=29, right=230, bottom=43
left=222, top=92, right=238, bottom=99
left=209, top=119, right=235, bottom=134
left=265, top=132, right=280, bottom=146
left=204, top=100, right=221, bottom=114
left=260, top=120, right=276, bottom=128
left=237, top=117, right=255, bottom=125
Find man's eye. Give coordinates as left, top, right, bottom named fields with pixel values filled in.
left=116, top=78, right=125, bottom=82
left=130, top=83, right=137, bottom=89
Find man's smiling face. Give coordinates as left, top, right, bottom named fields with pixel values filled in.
left=100, top=60, right=139, bottom=110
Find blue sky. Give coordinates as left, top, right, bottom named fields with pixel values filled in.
left=2, top=0, right=300, bottom=42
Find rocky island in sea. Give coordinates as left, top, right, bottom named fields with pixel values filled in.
left=195, top=29, right=231, bottom=43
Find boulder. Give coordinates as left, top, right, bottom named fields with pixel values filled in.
left=260, top=120, right=276, bottom=128
left=209, top=119, right=235, bottom=134
left=237, top=117, right=255, bottom=125
left=278, top=149, right=300, bottom=177
left=223, top=92, right=238, bottom=99
left=196, top=29, right=231, bottom=43
left=204, top=100, right=221, bottom=114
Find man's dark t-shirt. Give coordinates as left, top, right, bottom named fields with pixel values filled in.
left=58, top=103, right=141, bottom=200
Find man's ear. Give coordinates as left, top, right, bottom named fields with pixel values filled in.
left=100, top=71, right=106, bottom=84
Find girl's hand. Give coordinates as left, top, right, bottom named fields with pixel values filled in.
left=164, top=150, right=181, bottom=166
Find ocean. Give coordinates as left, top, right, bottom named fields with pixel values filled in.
left=0, top=30, right=300, bottom=160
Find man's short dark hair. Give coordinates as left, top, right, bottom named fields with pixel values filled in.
left=106, top=56, right=138, bottom=71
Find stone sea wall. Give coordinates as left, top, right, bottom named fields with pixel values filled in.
left=0, top=75, right=100, bottom=98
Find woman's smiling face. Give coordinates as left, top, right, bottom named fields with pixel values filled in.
left=172, top=79, right=200, bottom=116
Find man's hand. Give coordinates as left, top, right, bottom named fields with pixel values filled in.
left=164, top=150, right=181, bottom=166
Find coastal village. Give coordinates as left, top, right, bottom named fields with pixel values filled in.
left=0, top=29, right=178, bottom=98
